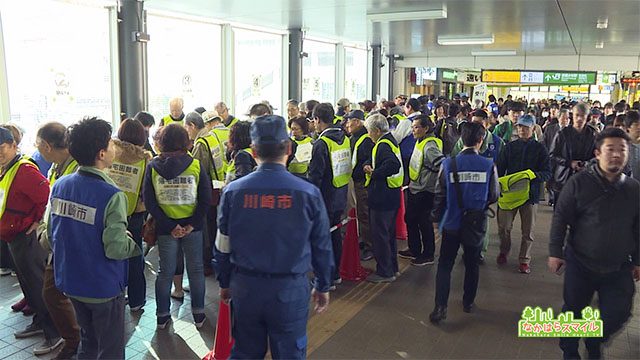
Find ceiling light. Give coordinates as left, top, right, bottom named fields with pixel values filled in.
left=367, top=9, right=447, bottom=22
left=595, top=42, right=604, bottom=49
left=471, top=50, right=516, bottom=56
left=438, top=34, right=494, bottom=45
left=596, top=18, right=608, bottom=29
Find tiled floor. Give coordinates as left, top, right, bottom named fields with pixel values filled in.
left=0, top=204, right=638, bottom=359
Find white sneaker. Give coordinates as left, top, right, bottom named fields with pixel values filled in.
left=0, top=268, right=10, bottom=276
left=33, top=337, right=64, bottom=355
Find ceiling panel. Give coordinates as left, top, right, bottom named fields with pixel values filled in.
left=145, top=0, right=640, bottom=57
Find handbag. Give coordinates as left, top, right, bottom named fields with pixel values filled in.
left=450, top=155, right=488, bottom=247
left=142, top=215, right=157, bottom=246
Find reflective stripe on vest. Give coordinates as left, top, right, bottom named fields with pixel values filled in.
left=365, top=138, right=404, bottom=188
left=105, top=159, right=146, bottom=216
left=196, top=132, right=226, bottom=182
left=162, top=115, right=183, bottom=126
left=0, top=156, right=37, bottom=219
left=351, top=133, right=371, bottom=169
left=288, top=137, right=313, bottom=175
left=152, top=159, right=201, bottom=219
left=409, top=136, right=443, bottom=181
left=497, top=169, right=537, bottom=210
left=319, top=136, right=352, bottom=188
left=48, top=158, right=79, bottom=188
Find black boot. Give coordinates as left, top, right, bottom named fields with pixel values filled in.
left=429, top=305, right=447, bottom=324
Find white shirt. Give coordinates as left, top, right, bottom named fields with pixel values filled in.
left=391, top=111, right=421, bottom=143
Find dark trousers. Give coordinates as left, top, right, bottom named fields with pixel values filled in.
left=230, top=272, right=309, bottom=360
left=71, top=295, right=125, bottom=360
left=43, top=263, right=81, bottom=351
left=434, top=230, right=482, bottom=307
left=127, top=212, right=146, bottom=308
left=329, top=211, right=343, bottom=281
left=370, top=208, right=399, bottom=278
left=204, top=205, right=217, bottom=270
left=8, top=231, right=59, bottom=340
left=0, top=240, right=14, bottom=269
left=559, top=248, right=635, bottom=359
left=405, top=190, right=436, bottom=258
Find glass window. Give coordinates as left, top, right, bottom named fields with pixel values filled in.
left=234, top=29, right=282, bottom=117
left=344, top=47, right=367, bottom=104
left=1, top=1, right=113, bottom=153
left=147, top=15, right=221, bottom=124
left=302, top=40, right=335, bottom=103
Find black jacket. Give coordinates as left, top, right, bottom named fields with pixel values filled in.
left=435, top=116, right=460, bottom=156
left=543, top=123, right=561, bottom=150
left=549, top=163, right=639, bottom=273
left=549, top=125, right=596, bottom=191
left=308, top=126, right=349, bottom=215
left=496, top=138, right=551, bottom=204
left=366, top=133, right=401, bottom=211
left=350, top=127, right=374, bottom=183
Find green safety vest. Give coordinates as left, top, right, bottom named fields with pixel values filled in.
left=319, top=136, right=352, bottom=188
left=408, top=136, right=443, bottom=181
left=288, top=137, right=313, bottom=175
left=225, top=117, right=239, bottom=129
left=106, top=158, right=146, bottom=216
left=334, top=115, right=344, bottom=125
left=162, top=115, right=183, bottom=127
left=48, top=158, right=79, bottom=188
left=351, top=133, right=371, bottom=169
left=226, top=148, right=254, bottom=181
left=151, top=159, right=201, bottom=219
left=365, top=138, right=404, bottom=188
left=195, top=131, right=227, bottom=184
left=497, top=169, right=536, bottom=210
left=0, top=156, right=38, bottom=219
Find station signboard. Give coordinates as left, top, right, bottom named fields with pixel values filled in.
left=482, top=70, right=596, bottom=85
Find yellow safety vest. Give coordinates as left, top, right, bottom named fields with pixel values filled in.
left=151, top=159, right=201, bottom=219
left=351, top=133, right=371, bottom=169
left=48, top=158, right=79, bottom=188
left=225, top=117, right=239, bottom=129
left=334, top=115, right=344, bottom=125
left=498, top=169, right=537, bottom=210
left=0, top=156, right=38, bottom=219
left=408, top=136, right=443, bottom=181
left=162, top=115, right=183, bottom=127
left=319, top=136, right=352, bottom=188
left=105, top=158, right=146, bottom=216
left=365, top=138, right=404, bottom=188
left=195, top=132, right=227, bottom=184
left=288, top=137, right=313, bottom=175
left=226, top=148, right=254, bottom=181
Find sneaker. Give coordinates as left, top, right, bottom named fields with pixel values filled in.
left=429, top=305, right=447, bottom=324
left=0, top=268, right=10, bottom=276
left=193, top=313, right=206, bottom=329
left=398, top=249, right=416, bottom=259
left=333, top=277, right=342, bottom=285
left=22, top=305, right=35, bottom=316
left=518, top=263, right=531, bottom=274
left=11, top=271, right=16, bottom=277
left=395, top=271, right=401, bottom=277
left=496, top=253, right=507, bottom=265
left=53, top=345, right=78, bottom=360
left=157, top=316, right=171, bottom=330
left=129, top=301, right=145, bottom=312
left=366, top=273, right=396, bottom=283
left=14, top=323, right=44, bottom=338
left=360, top=249, right=374, bottom=261
left=183, top=285, right=190, bottom=293
left=170, top=289, right=184, bottom=300
left=33, top=337, right=64, bottom=355
left=411, top=257, right=435, bottom=266
left=11, top=298, right=27, bottom=312
left=479, top=253, right=485, bottom=263
left=328, top=285, right=337, bottom=291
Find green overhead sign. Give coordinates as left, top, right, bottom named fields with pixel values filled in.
left=543, top=72, right=596, bottom=85
left=442, top=70, right=457, bottom=81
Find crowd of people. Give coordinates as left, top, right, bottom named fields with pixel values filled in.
left=0, top=92, right=638, bottom=359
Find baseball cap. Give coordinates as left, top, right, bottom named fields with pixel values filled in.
left=344, top=110, right=365, bottom=121
left=0, top=127, right=14, bottom=145
left=337, top=98, right=351, bottom=108
left=250, top=115, right=289, bottom=145
left=516, top=114, right=535, bottom=127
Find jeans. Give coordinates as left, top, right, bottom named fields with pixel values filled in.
left=71, top=295, right=125, bottom=360
left=155, top=231, right=205, bottom=317
left=127, top=212, right=146, bottom=308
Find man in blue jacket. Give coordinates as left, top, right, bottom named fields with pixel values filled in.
left=430, top=122, right=499, bottom=323
left=215, top=115, right=334, bottom=359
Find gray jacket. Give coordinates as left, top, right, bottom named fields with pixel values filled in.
left=408, top=135, right=445, bottom=194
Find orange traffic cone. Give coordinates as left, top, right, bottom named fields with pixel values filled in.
left=396, top=188, right=408, bottom=240
left=339, top=208, right=372, bottom=281
left=202, top=301, right=234, bottom=360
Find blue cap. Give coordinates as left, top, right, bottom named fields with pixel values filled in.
left=516, top=114, right=535, bottom=127
left=0, top=127, right=14, bottom=144
left=344, top=110, right=365, bottom=121
left=250, top=115, right=289, bottom=145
